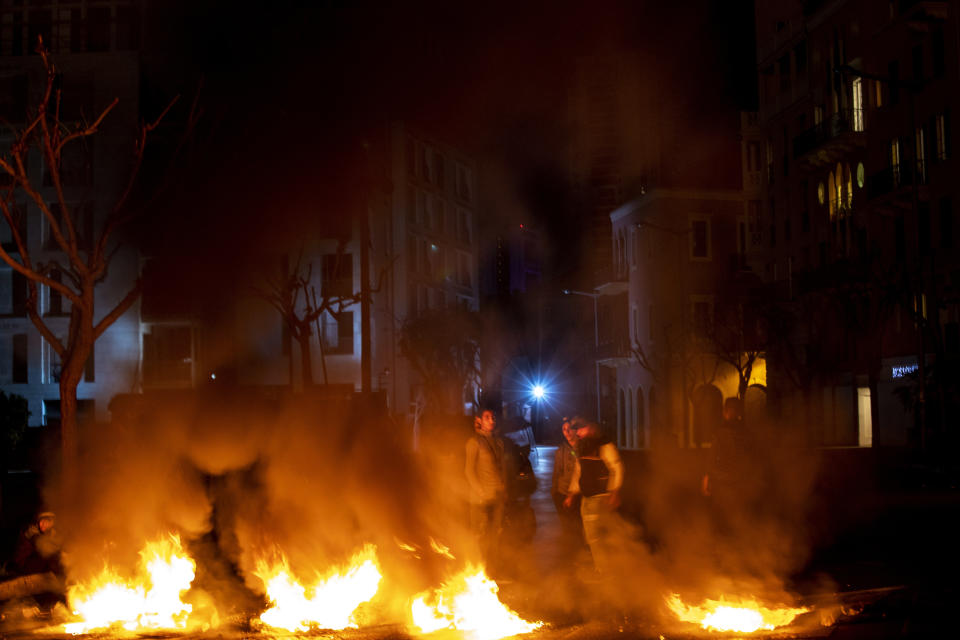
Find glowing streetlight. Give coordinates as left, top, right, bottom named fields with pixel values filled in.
left=532, top=384, right=545, bottom=400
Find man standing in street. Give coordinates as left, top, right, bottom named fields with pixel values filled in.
left=465, top=406, right=507, bottom=569
left=552, top=417, right=584, bottom=551
left=564, top=419, right=624, bottom=574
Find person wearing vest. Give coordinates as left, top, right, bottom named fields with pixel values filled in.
left=465, top=407, right=507, bottom=568
left=564, top=418, right=624, bottom=574
left=552, top=417, right=585, bottom=550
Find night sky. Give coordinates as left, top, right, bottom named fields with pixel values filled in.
left=137, top=0, right=757, bottom=264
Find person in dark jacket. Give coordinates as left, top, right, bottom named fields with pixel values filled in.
left=465, top=407, right=507, bottom=568
left=551, top=417, right=584, bottom=550
left=12, top=512, right=63, bottom=578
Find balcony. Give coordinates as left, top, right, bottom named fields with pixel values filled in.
left=793, top=109, right=866, bottom=171
left=866, top=165, right=919, bottom=209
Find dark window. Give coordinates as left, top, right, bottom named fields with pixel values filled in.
left=912, top=44, right=923, bottom=84
left=116, top=5, right=141, bottom=50
left=946, top=322, right=959, bottom=355
left=778, top=54, right=791, bottom=91
left=435, top=154, right=445, bottom=190
left=13, top=333, right=28, bottom=383
left=323, top=311, right=354, bottom=355
left=919, top=203, right=931, bottom=252
left=691, top=220, right=709, bottom=258
left=48, top=270, right=67, bottom=316
left=888, top=60, right=900, bottom=106
left=84, top=347, right=94, bottom=382
left=12, top=13, right=23, bottom=55
left=142, top=326, right=193, bottom=387
left=895, top=216, right=905, bottom=260
left=932, top=27, right=945, bottom=78
left=70, top=9, right=85, bottom=52
left=321, top=253, right=353, bottom=298
left=87, top=7, right=111, bottom=52
left=940, top=197, right=953, bottom=250
left=0, top=75, right=28, bottom=123
left=27, top=10, right=52, bottom=55
left=795, top=41, right=807, bottom=76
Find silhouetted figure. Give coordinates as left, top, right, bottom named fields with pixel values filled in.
left=11, top=513, right=62, bottom=578
left=551, top=417, right=585, bottom=551
left=465, top=407, right=507, bottom=569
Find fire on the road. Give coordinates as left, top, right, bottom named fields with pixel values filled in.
left=665, top=593, right=809, bottom=633
left=411, top=566, right=543, bottom=640
left=255, top=543, right=382, bottom=631
left=63, top=534, right=197, bottom=634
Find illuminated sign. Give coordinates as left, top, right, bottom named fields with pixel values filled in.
left=891, top=364, right=918, bottom=378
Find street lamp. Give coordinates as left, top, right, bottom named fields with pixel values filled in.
left=562, top=288, right=601, bottom=423
left=531, top=383, right=546, bottom=400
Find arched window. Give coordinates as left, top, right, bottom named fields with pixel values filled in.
left=617, top=389, right=625, bottom=445
left=625, top=390, right=632, bottom=448
left=636, top=386, right=645, bottom=448
left=845, top=163, right=853, bottom=209
left=828, top=171, right=836, bottom=219
left=835, top=162, right=843, bottom=211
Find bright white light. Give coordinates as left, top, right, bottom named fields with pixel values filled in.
left=532, top=384, right=545, bottom=400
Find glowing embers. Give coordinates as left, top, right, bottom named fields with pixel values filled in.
left=666, top=593, right=809, bottom=633
left=64, top=534, right=196, bottom=634
left=256, top=544, right=382, bottom=631
left=411, top=566, right=542, bottom=640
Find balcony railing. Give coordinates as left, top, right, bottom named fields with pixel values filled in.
left=867, top=165, right=915, bottom=200
left=793, top=109, right=863, bottom=159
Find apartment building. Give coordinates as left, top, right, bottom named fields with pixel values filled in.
left=754, top=0, right=959, bottom=447
left=0, top=0, right=143, bottom=428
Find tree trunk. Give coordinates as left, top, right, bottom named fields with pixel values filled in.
left=59, top=365, right=83, bottom=500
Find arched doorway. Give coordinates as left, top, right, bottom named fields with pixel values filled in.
left=636, top=386, right=645, bottom=448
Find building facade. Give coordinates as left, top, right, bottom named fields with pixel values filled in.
left=753, top=0, right=959, bottom=448
left=1, top=0, right=143, bottom=428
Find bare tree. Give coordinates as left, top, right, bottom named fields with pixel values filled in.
left=399, top=307, right=481, bottom=416
left=0, top=47, right=180, bottom=490
left=252, top=243, right=387, bottom=388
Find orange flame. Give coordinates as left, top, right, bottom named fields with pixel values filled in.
left=411, top=566, right=542, bottom=640
left=256, top=544, right=382, bottom=631
left=64, top=534, right=199, bottom=634
left=666, top=593, right=809, bottom=633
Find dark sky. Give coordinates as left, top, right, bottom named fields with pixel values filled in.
left=138, top=0, right=756, bottom=262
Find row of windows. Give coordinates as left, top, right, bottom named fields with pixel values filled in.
left=614, top=219, right=714, bottom=277
left=616, top=386, right=646, bottom=449
left=406, top=185, right=472, bottom=243
left=404, top=136, right=473, bottom=203
left=407, top=283, right=474, bottom=318
left=0, top=4, right=141, bottom=57
left=0, top=332, right=94, bottom=384
left=761, top=24, right=946, bottom=108
left=0, top=201, right=96, bottom=253
left=407, top=233, right=473, bottom=289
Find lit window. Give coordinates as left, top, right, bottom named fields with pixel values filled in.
left=874, top=79, right=883, bottom=108
left=845, top=164, right=853, bottom=209
left=817, top=181, right=825, bottom=205
left=856, top=162, right=865, bottom=188
left=935, top=114, right=949, bottom=161
left=890, top=138, right=901, bottom=187
left=828, top=172, right=836, bottom=219
left=852, top=77, right=864, bottom=131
